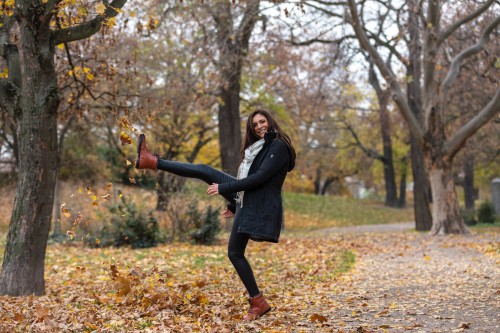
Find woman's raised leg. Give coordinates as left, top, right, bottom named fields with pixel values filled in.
left=136, top=134, right=237, bottom=203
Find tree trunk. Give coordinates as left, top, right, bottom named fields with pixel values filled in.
left=321, top=177, right=335, bottom=195
left=0, top=9, right=60, bottom=295
left=463, top=152, right=475, bottom=214
left=218, top=79, right=242, bottom=176
left=51, top=175, right=65, bottom=240
left=407, top=0, right=432, bottom=230
left=410, top=138, right=433, bottom=230
left=397, top=156, right=408, bottom=208
left=379, top=94, right=398, bottom=207
left=156, top=173, right=186, bottom=211
left=314, top=168, right=322, bottom=194
left=0, top=98, right=59, bottom=296
left=429, top=166, right=470, bottom=235
left=213, top=0, right=260, bottom=176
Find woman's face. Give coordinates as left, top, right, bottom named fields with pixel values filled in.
left=252, top=113, right=269, bottom=139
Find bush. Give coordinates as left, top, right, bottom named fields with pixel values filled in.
left=460, top=208, right=477, bottom=226
left=85, top=194, right=163, bottom=248
left=189, top=204, right=221, bottom=245
left=477, top=201, right=497, bottom=224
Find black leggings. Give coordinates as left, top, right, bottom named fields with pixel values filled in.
left=157, top=159, right=261, bottom=297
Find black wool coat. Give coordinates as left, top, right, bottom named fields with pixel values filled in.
left=218, top=132, right=294, bottom=243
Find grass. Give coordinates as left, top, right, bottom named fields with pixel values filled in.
left=283, top=191, right=414, bottom=230
left=332, top=250, right=356, bottom=276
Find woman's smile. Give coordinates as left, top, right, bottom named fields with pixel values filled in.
left=252, top=114, right=269, bottom=139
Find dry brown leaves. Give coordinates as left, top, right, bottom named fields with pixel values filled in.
left=0, top=229, right=498, bottom=333
left=0, top=236, right=355, bottom=332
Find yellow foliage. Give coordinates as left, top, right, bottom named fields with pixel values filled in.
left=105, top=17, right=117, bottom=28
left=0, top=68, right=8, bottom=79
left=95, top=3, right=106, bottom=15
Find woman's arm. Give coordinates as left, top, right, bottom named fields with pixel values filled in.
left=217, top=141, right=289, bottom=194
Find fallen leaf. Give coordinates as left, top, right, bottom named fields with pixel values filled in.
left=119, top=131, right=132, bottom=145
left=310, top=313, right=328, bottom=323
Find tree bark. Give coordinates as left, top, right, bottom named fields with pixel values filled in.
left=407, top=0, right=432, bottom=230
left=218, top=79, right=243, bottom=175
left=410, top=138, right=433, bottom=230
left=314, top=168, right=321, bottom=194
left=397, top=156, right=408, bottom=208
left=321, top=176, right=335, bottom=196
left=0, top=9, right=60, bottom=293
left=379, top=93, right=398, bottom=207
left=156, top=172, right=186, bottom=211
left=463, top=152, right=475, bottom=214
left=428, top=166, right=470, bottom=235
left=367, top=61, right=398, bottom=207
left=0, top=0, right=129, bottom=295
left=213, top=0, right=260, bottom=175
left=51, top=176, right=64, bottom=240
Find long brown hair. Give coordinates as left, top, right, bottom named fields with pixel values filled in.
left=241, top=110, right=296, bottom=167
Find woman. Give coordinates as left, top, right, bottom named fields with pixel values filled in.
left=136, top=110, right=296, bottom=321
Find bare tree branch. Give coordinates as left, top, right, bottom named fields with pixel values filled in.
left=237, top=0, right=261, bottom=55
left=437, top=0, right=496, bottom=46
left=366, top=30, right=407, bottom=65
left=445, top=88, right=500, bottom=159
left=288, top=34, right=355, bottom=46
left=343, top=121, right=385, bottom=161
left=442, top=15, right=500, bottom=91
left=303, top=1, right=345, bottom=17
left=347, top=0, right=424, bottom=143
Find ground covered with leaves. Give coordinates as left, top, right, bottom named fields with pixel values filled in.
left=0, top=227, right=498, bottom=332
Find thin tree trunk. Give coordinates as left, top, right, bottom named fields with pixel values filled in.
left=463, top=152, right=475, bottom=214
left=321, top=177, right=335, bottom=196
left=314, top=168, right=322, bottom=194
left=218, top=79, right=242, bottom=175
left=213, top=0, right=260, bottom=175
left=407, top=0, right=432, bottom=230
left=397, top=156, right=408, bottom=208
left=367, top=61, right=398, bottom=207
left=379, top=93, right=398, bottom=207
left=51, top=175, right=64, bottom=240
left=410, top=138, right=433, bottom=230
left=156, top=173, right=186, bottom=211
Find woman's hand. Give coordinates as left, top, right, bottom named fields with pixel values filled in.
left=207, top=183, right=219, bottom=196
left=221, top=207, right=234, bottom=218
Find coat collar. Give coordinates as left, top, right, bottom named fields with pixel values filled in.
left=264, top=131, right=277, bottom=144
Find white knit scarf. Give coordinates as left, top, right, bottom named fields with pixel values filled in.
left=235, top=138, right=265, bottom=207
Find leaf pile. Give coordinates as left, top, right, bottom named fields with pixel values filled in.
left=0, top=237, right=355, bottom=332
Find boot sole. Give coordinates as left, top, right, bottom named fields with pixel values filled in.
left=135, top=134, right=145, bottom=169
left=260, top=307, right=272, bottom=318
left=244, top=307, right=272, bottom=321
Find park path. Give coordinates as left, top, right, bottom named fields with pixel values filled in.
left=318, top=224, right=499, bottom=332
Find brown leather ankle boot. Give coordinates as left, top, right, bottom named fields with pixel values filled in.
left=243, top=292, right=271, bottom=321
left=135, top=134, right=158, bottom=170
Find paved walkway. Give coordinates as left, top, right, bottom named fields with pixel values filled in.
left=319, top=224, right=500, bottom=332
left=322, top=222, right=414, bottom=234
